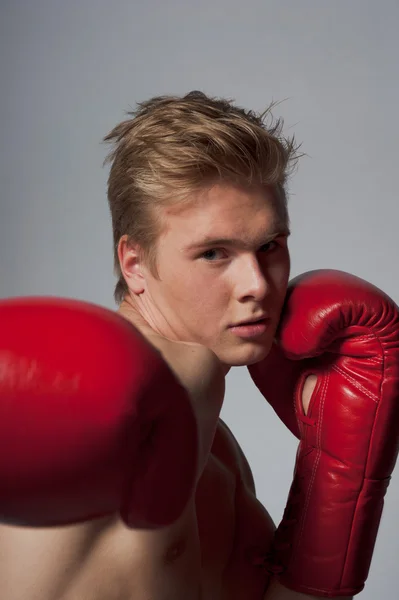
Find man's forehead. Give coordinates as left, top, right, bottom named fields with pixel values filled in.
left=181, top=214, right=290, bottom=251
left=160, top=183, right=289, bottom=244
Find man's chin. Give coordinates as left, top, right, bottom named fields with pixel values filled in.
left=219, top=339, right=274, bottom=368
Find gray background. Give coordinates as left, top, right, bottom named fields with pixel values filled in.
left=1, top=1, right=398, bottom=597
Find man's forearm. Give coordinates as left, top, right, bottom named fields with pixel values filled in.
left=264, top=578, right=353, bottom=600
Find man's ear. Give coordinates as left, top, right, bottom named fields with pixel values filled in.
left=117, top=235, right=145, bottom=295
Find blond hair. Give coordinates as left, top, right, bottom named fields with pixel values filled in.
left=103, top=91, right=300, bottom=304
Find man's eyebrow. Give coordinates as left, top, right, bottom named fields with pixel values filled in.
left=183, top=224, right=291, bottom=251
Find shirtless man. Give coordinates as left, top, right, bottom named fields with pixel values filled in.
left=1, top=91, right=398, bottom=600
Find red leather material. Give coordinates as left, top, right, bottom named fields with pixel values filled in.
left=249, top=269, right=399, bottom=597
left=0, top=297, right=198, bottom=529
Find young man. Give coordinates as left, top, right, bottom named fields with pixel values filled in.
left=1, top=92, right=398, bottom=600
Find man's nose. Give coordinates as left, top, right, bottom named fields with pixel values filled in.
left=235, top=257, right=269, bottom=301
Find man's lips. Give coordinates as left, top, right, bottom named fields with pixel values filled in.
left=229, top=316, right=270, bottom=327
left=228, top=318, right=271, bottom=338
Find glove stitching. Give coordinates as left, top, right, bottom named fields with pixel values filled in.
left=331, top=364, right=378, bottom=403
left=339, top=346, right=386, bottom=587
left=364, top=357, right=383, bottom=364
left=333, top=342, right=384, bottom=590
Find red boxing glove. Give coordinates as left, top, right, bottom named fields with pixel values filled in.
left=0, top=297, right=198, bottom=529
left=248, top=270, right=399, bottom=597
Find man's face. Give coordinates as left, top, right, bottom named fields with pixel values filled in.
left=135, top=183, right=290, bottom=367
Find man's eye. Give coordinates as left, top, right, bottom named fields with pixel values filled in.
left=259, top=241, right=278, bottom=253
left=200, top=241, right=278, bottom=262
left=200, top=249, right=224, bottom=261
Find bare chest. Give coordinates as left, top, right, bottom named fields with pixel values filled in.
left=196, top=449, right=275, bottom=599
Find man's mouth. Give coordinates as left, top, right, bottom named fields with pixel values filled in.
left=230, top=316, right=269, bottom=327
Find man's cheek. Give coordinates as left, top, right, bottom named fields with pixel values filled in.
left=271, top=272, right=290, bottom=306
